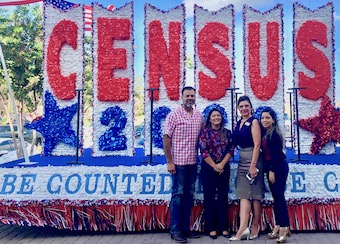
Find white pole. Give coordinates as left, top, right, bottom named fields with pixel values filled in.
left=0, top=43, right=30, bottom=164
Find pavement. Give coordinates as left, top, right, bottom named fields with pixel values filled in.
left=0, top=223, right=339, bottom=244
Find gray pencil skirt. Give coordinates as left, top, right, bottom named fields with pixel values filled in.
left=236, top=147, right=265, bottom=200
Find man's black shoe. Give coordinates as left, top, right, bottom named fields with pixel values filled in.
left=183, top=231, right=201, bottom=239
left=171, top=234, right=188, bottom=243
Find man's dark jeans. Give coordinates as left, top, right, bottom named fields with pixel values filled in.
left=169, top=164, right=198, bottom=235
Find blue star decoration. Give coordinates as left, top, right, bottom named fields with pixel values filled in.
left=26, top=91, right=79, bottom=156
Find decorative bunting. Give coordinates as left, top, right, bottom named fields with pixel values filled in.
left=0, top=198, right=339, bottom=231
left=3, top=1, right=340, bottom=235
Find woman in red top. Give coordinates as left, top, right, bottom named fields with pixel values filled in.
left=199, top=108, right=234, bottom=239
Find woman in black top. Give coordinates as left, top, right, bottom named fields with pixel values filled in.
left=260, top=107, right=291, bottom=243
left=230, top=96, right=264, bottom=241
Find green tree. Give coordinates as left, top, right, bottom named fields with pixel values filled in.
left=0, top=4, right=43, bottom=123
left=186, top=57, right=194, bottom=70
left=83, top=35, right=93, bottom=126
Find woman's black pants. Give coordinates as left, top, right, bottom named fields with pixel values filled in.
left=201, top=161, right=230, bottom=233
left=268, top=161, right=290, bottom=227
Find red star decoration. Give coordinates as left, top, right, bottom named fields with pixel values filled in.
left=299, top=95, right=340, bottom=154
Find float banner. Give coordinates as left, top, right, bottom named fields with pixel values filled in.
left=243, top=5, right=284, bottom=131
left=144, top=4, right=185, bottom=155
left=194, top=5, right=235, bottom=130
left=40, top=3, right=85, bottom=156
left=92, top=2, right=134, bottom=156
left=293, top=3, right=335, bottom=154
left=0, top=163, right=339, bottom=201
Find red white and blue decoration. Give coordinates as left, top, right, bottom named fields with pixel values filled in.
left=293, top=3, right=335, bottom=154
left=243, top=4, right=284, bottom=132
left=0, top=0, right=340, bottom=234
left=92, top=2, right=134, bottom=156
left=144, top=4, right=185, bottom=155
left=194, top=4, right=235, bottom=130
left=0, top=0, right=41, bottom=6
left=39, top=1, right=84, bottom=156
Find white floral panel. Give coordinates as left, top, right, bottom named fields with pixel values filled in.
left=1, top=163, right=339, bottom=201
left=92, top=2, right=134, bottom=156
left=293, top=3, right=335, bottom=154
left=243, top=5, right=284, bottom=134
left=194, top=5, right=235, bottom=130
left=43, top=3, right=84, bottom=156
left=144, top=4, right=185, bottom=156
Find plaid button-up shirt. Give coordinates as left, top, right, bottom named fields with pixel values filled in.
left=163, top=105, right=204, bottom=166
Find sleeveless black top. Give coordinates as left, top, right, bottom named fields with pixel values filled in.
left=233, top=116, right=255, bottom=148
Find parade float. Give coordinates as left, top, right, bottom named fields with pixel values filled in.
left=0, top=0, right=339, bottom=232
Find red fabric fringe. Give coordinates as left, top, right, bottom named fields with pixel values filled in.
left=0, top=199, right=339, bottom=232
left=263, top=205, right=275, bottom=230
left=154, top=205, right=169, bottom=230
left=114, top=204, right=125, bottom=232
left=191, top=205, right=204, bottom=231
left=228, top=204, right=240, bottom=232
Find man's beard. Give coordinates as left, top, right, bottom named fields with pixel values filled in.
left=184, top=100, right=195, bottom=108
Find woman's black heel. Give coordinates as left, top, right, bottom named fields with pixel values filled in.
left=222, top=230, right=231, bottom=238
left=209, top=231, right=217, bottom=239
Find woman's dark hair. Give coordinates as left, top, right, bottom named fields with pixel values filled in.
left=261, top=107, right=283, bottom=145
left=237, top=95, right=254, bottom=115
left=237, top=95, right=252, bottom=107
left=205, top=108, right=227, bottom=140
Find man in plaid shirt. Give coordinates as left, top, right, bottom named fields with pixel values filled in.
left=163, top=86, right=204, bottom=243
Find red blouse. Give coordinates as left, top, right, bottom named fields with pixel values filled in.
left=261, top=137, right=272, bottom=161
